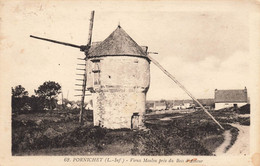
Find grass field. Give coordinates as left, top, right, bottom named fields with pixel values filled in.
left=12, top=105, right=250, bottom=156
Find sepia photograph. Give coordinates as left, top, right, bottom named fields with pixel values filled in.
left=0, top=0, right=259, bottom=166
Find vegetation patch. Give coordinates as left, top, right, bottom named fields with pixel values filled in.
left=238, top=117, right=250, bottom=126
left=12, top=109, right=225, bottom=156
left=222, top=124, right=239, bottom=152
left=12, top=102, right=249, bottom=156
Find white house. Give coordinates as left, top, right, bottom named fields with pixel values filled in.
left=85, top=103, right=93, bottom=110
left=214, top=87, right=248, bottom=110
left=153, top=102, right=167, bottom=110
left=173, top=105, right=181, bottom=110
left=183, top=102, right=192, bottom=109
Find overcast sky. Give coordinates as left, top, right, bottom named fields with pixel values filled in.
left=0, top=1, right=256, bottom=102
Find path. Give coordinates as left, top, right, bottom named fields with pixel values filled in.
left=214, top=123, right=250, bottom=156
left=226, top=124, right=250, bottom=155
left=214, top=130, right=232, bottom=155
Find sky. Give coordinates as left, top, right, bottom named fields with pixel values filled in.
left=0, top=1, right=257, bottom=102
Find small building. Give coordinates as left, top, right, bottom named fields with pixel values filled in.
left=193, top=98, right=214, bottom=109
left=172, top=105, right=181, bottom=110
left=214, top=87, right=248, bottom=110
left=146, top=101, right=167, bottom=111
left=85, top=103, right=93, bottom=110
left=172, top=99, right=193, bottom=109
left=183, top=102, right=192, bottom=109
left=154, top=101, right=167, bottom=110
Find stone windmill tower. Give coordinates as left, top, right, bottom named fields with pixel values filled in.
left=86, top=25, right=150, bottom=129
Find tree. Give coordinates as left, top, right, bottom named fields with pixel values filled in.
left=35, top=81, right=61, bottom=110
left=11, top=85, right=29, bottom=113
left=12, top=85, right=28, bottom=98
left=28, top=95, right=46, bottom=112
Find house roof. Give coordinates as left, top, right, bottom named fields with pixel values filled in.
left=193, top=99, right=214, bottom=106
left=88, top=26, right=147, bottom=58
left=215, top=89, right=247, bottom=103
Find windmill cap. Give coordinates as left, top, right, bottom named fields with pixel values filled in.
left=88, top=26, right=148, bottom=58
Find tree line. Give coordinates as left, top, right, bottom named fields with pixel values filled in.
left=12, top=81, right=61, bottom=113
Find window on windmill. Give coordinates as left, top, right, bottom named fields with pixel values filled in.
left=92, top=60, right=100, bottom=73
left=91, top=60, right=101, bottom=86
left=94, top=72, right=100, bottom=85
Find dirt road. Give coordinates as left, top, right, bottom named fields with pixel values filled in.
left=214, top=123, right=249, bottom=156
left=214, top=130, right=231, bottom=155
left=226, top=124, right=250, bottom=155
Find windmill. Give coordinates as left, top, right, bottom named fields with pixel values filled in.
left=30, top=11, right=224, bottom=130
left=30, top=11, right=95, bottom=124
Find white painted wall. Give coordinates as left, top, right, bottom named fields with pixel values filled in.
left=215, top=102, right=247, bottom=110
left=154, top=105, right=166, bottom=110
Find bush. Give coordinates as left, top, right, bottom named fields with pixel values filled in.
left=238, top=104, right=250, bottom=114
left=12, top=96, right=30, bottom=113
left=238, top=117, right=250, bottom=126
left=132, top=121, right=213, bottom=156
left=28, top=96, right=46, bottom=112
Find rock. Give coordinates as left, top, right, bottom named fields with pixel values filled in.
left=53, top=119, right=59, bottom=123
left=53, top=117, right=62, bottom=123
left=35, top=119, right=43, bottom=125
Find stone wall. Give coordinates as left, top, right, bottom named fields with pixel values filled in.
left=87, top=56, right=150, bottom=129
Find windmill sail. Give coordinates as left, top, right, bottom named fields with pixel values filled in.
left=30, top=10, right=95, bottom=125
left=78, top=10, right=95, bottom=124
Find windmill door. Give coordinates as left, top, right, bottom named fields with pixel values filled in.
left=131, top=113, right=139, bottom=129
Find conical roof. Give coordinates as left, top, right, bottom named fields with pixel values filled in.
left=88, top=26, right=147, bottom=57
